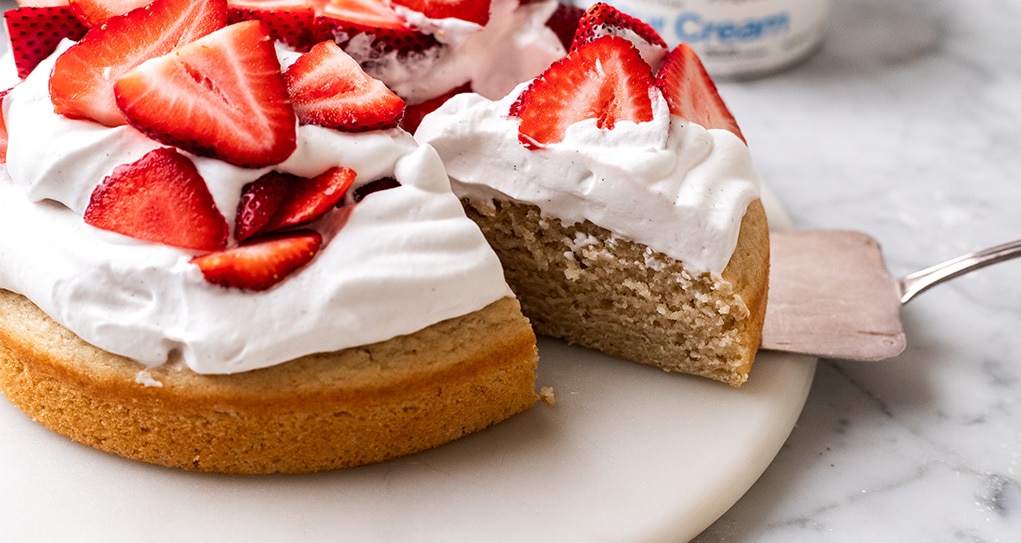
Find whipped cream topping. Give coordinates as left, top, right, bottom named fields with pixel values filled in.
left=359, top=0, right=566, bottom=103
left=0, top=47, right=512, bottom=375
left=415, top=86, right=762, bottom=276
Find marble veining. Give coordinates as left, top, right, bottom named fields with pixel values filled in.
left=696, top=0, right=1021, bottom=540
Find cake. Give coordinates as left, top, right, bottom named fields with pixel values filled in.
left=415, top=4, right=769, bottom=387
left=0, top=0, right=770, bottom=477
left=0, top=0, right=538, bottom=473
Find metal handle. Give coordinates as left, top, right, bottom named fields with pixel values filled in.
left=898, top=239, right=1021, bottom=304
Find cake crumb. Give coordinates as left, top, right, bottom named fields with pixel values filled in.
left=539, top=386, right=556, bottom=406
left=135, top=370, right=163, bottom=388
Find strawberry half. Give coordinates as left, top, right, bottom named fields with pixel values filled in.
left=68, top=0, right=152, bottom=27
left=284, top=40, right=405, bottom=132
left=227, top=0, right=317, bottom=51
left=512, top=35, right=655, bottom=150
left=655, top=43, right=745, bottom=143
left=571, top=2, right=666, bottom=51
left=83, top=147, right=229, bottom=251
left=114, top=20, right=299, bottom=168
left=389, top=0, right=490, bottom=26
left=314, top=0, right=440, bottom=58
left=191, top=230, right=323, bottom=291
left=49, top=0, right=228, bottom=127
left=4, top=6, right=88, bottom=79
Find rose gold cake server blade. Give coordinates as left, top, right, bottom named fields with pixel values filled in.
left=761, top=230, right=1021, bottom=360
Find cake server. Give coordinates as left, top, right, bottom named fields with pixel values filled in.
left=760, top=230, right=1021, bottom=360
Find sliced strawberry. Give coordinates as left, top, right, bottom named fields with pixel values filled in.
left=191, top=230, right=323, bottom=291
left=570, top=2, right=666, bottom=54
left=546, top=2, right=584, bottom=51
left=227, top=0, right=317, bottom=51
left=319, top=0, right=406, bottom=28
left=114, top=20, right=298, bottom=168
left=390, top=0, right=490, bottom=26
left=351, top=177, right=400, bottom=202
left=83, top=147, right=229, bottom=251
left=227, top=0, right=316, bottom=8
left=4, top=6, right=88, bottom=79
left=235, top=172, right=292, bottom=242
left=655, top=43, right=745, bottom=143
left=400, top=82, right=470, bottom=133
left=261, top=166, right=356, bottom=232
left=284, top=40, right=405, bottom=132
left=512, top=35, right=655, bottom=150
left=236, top=167, right=356, bottom=240
left=68, top=0, right=152, bottom=27
left=49, top=0, right=228, bottom=127
left=313, top=0, right=440, bottom=57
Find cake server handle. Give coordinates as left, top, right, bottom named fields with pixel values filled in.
left=898, top=239, right=1021, bottom=304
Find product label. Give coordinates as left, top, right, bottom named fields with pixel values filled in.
left=575, top=0, right=829, bottom=77
left=672, top=10, right=790, bottom=45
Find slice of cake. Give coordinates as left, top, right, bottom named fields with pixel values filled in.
left=0, top=0, right=536, bottom=473
left=416, top=5, right=768, bottom=387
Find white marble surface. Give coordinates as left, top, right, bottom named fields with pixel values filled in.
left=696, top=0, right=1021, bottom=540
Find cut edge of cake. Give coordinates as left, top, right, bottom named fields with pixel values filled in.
left=461, top=197, right=769, bottom=387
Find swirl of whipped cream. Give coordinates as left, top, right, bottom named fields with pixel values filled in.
left=414, top=85, right=762, bottom=276
left=0, top=47, right=512, bottom=375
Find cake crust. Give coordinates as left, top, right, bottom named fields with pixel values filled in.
left=462, top=198, right=769, bottom=387
left=0, top=290, right=537, bottom=474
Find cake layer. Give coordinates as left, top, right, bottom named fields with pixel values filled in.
left=462, top=198, right=769, bottom=387
left=0, top=291, right=537, bottom=474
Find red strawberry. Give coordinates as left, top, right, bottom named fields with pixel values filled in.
left=49, top=0, right=228, bottom=127
left=3, top=6, right=88, bottom=79
left=114, top=21, right=298, bottom=168
left=389, top=0, right=490, bottom=26
left=655, top=43, right=745, bottom=143
left=512, top=35, right=655, bottom=150
left=227, top=0, right=317, bottom=51
left=191, top=230, right=323, bottom=291
left=235, top=172, right=291, bottom=242
left=545, top=2, right=584, bottom=50
left=313, top=0, right=440, bottom=57
left=570, top=2, right=666, bottom=52
left=261, top=166, right=356, bottom=232
left=320, top=0, right=402, bottom=27
left=83, top=147, right=229, bottom=251
left=284, top=40, right=405, bottom=132
left=400, top=82, right=470, bottom=133
left=68, top=0, right=152, bottom=27
left=236, top=167, right=356, bottom=240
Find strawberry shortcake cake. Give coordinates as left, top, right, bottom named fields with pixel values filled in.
left=0, top=0, right=538, bottom=473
